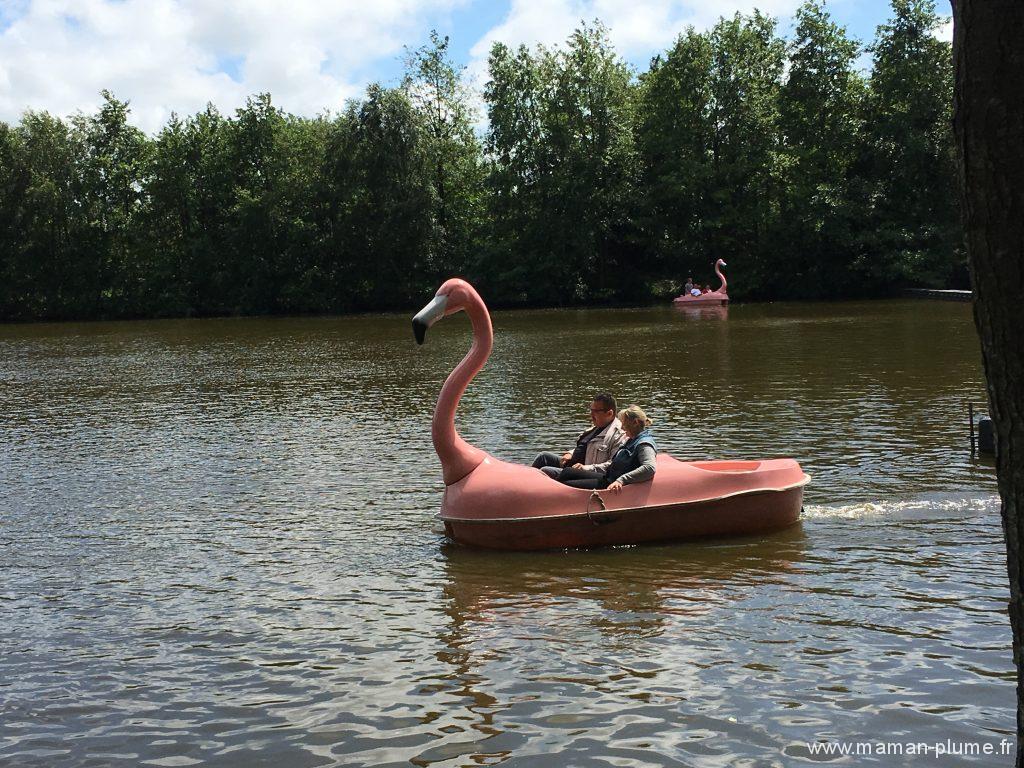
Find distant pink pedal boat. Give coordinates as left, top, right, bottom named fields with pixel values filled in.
left=413, top=278, right=808, bottom=551
left=674, top=258, right=729, bottom=305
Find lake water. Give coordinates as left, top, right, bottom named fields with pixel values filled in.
left=0, top=299, right=1011, bottom=766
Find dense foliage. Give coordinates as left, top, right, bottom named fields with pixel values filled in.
left=0, top=0, right=961, bottom=321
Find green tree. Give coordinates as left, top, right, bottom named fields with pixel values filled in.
left=6, top=111, right=86, bottom=319
left=635, top=29, right=715, bottom=289
left=329, top=85, right=435, bottom=310
left=547, top=23, right=639, bottom=301
left=72, top=91, right=151, bottom=315
left=858, top=0, right=959, bottom=288
left=223, top=94, right=293, bottom=313
left=484, top=23, right=638, bottom=304
left=145, top=112, right=206, bottom=315
left=403, top=31, right=484, bottom=280
left=0, top=122, right=28, bottom=317
left=482, top=41, right=545, bottom=301
left=0, top=5, right=971, bottom=321
left=706, top=12, right=786, bottom=295
left=273, top=114, right=335, bottom=313
left=146, top=106, right=237, bottom=315
left=776, top=0, right=865, bottom=298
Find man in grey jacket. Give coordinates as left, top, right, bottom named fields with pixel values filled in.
left=532, top=393, right=627, bottom=480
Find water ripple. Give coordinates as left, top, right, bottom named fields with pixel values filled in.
left=0, top=303, right=1010, bottom=766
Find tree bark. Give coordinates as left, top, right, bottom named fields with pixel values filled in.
left=952, top=1, right=1024, bottom=761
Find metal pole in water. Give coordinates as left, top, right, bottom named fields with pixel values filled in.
left=969, top=401, right=976, bottom=455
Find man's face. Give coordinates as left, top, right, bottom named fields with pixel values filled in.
left=589, top=401, right=615, bottom=429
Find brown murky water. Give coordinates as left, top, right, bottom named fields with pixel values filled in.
left=0, top=300, right=1011, bottom=766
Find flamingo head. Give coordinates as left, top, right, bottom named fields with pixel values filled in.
left=717, top=259, right=727, bottom=267
left=413, top=278, right=477, bottom=345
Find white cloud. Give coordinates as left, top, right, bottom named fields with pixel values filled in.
left=467, top=0, right=802, bottom=67
left=0, top=0, right=466, bottom=133
left=462, top=0, right=802, bottom=130
left=2, top=0, right=894, bottom=135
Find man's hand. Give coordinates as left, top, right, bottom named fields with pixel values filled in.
left=559, top=452, right=573, bottom=466
left=606, top=480, right=624, bottom=493
left=571, top=463, right=584, bottom=469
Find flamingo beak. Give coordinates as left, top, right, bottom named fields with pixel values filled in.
left=720, top=260, right=727, bottom=267
left=413, top=294, right=449, bottom=345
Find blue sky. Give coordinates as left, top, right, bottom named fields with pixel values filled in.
left=0, top=0, right=952, bottom=134
left=385, top=0, right=917, bottom=81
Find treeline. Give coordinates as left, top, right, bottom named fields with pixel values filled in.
left=0, top=0, right=959, bottom=321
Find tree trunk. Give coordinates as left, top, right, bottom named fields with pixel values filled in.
left=952, top=1, right=1024, bottom=761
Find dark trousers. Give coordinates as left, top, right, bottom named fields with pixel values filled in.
left=557, top=466, right=608, bottom=489
left=532, top=451, right=564, bottom=479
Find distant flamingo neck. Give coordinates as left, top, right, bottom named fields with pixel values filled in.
left=433, top=291, right=492, bottom=485
left=716, top=262, right=728, bottom=295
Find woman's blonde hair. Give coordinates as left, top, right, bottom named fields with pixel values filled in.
left=618, top=405, right=652, bottom=430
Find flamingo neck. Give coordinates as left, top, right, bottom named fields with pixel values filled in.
left=716, top=264, right=728, bottom=294
left=433, top=295, right=492, bottom=485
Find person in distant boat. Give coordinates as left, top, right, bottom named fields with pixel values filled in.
left=701, top=284, right=711, bottom=294
left=690, top=287, right=701, bottom=296
left=557, top=405, right=657, bottom=492
left=684, top=277, right=695, bottom=293
left=532, top=393, right=627, bottom=480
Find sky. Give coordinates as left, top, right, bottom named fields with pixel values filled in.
left=0, top=0, right=953, bottom=134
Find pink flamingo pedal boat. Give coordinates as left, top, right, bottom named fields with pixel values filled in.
left=674, top=258, right=729, bottom=305
left=413, top=278, right=808, bottom=551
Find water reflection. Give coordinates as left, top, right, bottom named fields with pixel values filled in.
left=423, top=532, right=812, bottom=764
left=440, top=526, right=809, bottom=641
left=672, top=304, right=729, bottom=321
left=420, top=510, right=1011, bottom=767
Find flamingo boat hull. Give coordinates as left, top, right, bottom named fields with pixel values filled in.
left=673, top=293, right=729, bottom=306
left=439, top=455, right=808, bottom=551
